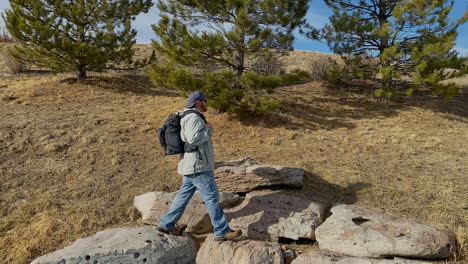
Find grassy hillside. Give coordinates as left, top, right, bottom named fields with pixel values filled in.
left=0, top=45, right=467, bottom=264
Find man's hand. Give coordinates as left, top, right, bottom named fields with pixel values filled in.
left=207, top=123, right=214, bottom=132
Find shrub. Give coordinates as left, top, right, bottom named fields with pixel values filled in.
left=309, top=60, right=334, bottom=81
left=281, top=69, right=311, bottom=84
left=249, top=52, right=285, bottom=76
left=240, top=95, right=282, bottom=114
left=146, top=63, right=282, bottom=114
left=326, top=63, right=353, bottom=87
left=240, top=71, right=282, bottom=93
left=146, top=62, right=204, bottom=92
left=326, top=56, right=374, bottom=87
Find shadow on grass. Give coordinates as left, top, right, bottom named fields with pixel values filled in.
left=237, top=82, right=406, bottom=130
left=60, top=73, right=181, bottom=98
left=413, top=85, right=468, bottom=120
left=237, top=80, right=468, bottom=130
left=325, top=80, right=468, bottom=120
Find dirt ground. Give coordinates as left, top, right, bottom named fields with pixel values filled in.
left=0, top=46, right=467, bottom=264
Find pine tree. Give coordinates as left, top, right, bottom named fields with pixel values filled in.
left=310, top=0, right=468, bottom=99
left=148, top=0, right=309, bottom=113
left=2, top=0, right=153, bottom=80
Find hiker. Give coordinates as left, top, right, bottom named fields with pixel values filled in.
left=157, top=91, right=242, bottom=241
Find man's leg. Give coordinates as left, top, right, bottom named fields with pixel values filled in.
left=158, top=175, right=196, bottom=231
left=191, top=170, right=232, bottom=237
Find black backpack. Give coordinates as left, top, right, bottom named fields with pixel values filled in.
left=158, top=110, right=207, bottom=155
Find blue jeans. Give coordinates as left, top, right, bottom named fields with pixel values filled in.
left=158, top=170, right=231, bottom=237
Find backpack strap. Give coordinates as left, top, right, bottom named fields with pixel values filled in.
left=180, top=109, right=207, bottom=124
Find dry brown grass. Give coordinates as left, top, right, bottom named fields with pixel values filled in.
left=0, top=44, right=31, bottom=74
left=281, top=50, right=342, bottom=74
left=0, top=43, right=10, bottom=73
left=0, top=47, right=467, bottom=264
left=448, top=75, right=468, bottom=87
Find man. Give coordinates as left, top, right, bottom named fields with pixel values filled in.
left=157, top=91, right=242, bottom=241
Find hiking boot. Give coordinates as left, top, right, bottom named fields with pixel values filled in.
left=214, top=230, right=242, bottom=241
left=157, top=224, right=187, bottom=236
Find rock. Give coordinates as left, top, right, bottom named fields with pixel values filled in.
left=133, top=191, right=242, bottom=234
left=291, top=251, right=431, bottom=264
left=283, top=249, right=297, bottom=264
left=215, top=157, right=304, bottom=192
left=196, top=234, right=284, bottom=264
left=226, top=191, right=326, bottom=241
left=31, top=226, right=197, bottom=264
left=315, top=204, right=456, bottom=259
left=0, top=73, right=12, bottom=78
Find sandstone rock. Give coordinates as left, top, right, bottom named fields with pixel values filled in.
left=291, top=251, right=431, bottom=264
left=215, top=157, right=304, bottom=192
left=226, top=190, right=326, bottom=241
left=196, top=234, right=284, bottom=264
left=31, top=226, right=197, bottom=264
left=133, top=191, right=242, bottom=234
left=315, top=204, right=456, bottom=259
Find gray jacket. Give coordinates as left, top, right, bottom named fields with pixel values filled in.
left=177, top=108, right=215, bottom=175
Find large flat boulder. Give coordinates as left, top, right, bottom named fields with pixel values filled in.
left=291, top=251, right=431, bottom=264
left=133, top=191, right=241, bottom=234
left=226, top=191, right=326, bottom=241
left=315, top=204, right=456, bottom=259
left=196, top=234, right=284, bottom=264
left=31, top=226, right=197, bottom=264
left=215, top=157, right=304, bottom=192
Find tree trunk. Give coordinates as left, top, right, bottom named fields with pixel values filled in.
left=234, top=27, right=246, bottom=89
left=76, top=66, right=87, bottom=80
left=234, top=50, right=245, bottom=89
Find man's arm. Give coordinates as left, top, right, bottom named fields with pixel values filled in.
left=183, top=114, right=211, bottom=146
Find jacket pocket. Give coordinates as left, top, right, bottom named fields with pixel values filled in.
left=197, top=147, right=209, bottom=165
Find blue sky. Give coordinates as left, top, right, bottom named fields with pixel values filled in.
left=1, top=0, right=467, bottom=56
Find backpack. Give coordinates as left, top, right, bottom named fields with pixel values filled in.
left=158, top=110, right=207, bottom=155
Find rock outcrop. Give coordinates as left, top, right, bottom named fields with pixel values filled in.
left=196, top=235, right=284, bottom=264
left=32, top=155, right=460, bottom=264
left=133, top=191, right=241, bottom=233
left=31, top=226, right=198, bottom=264
left=226, top=190, right=326, bottom=241
left=315, top=204, right=456, bottom=259
left=291, top=251, right=431, bottom=264
left=215, top=157, right=304, bottom=192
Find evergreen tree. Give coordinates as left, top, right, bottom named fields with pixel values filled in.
left=2, top=0, right=153, bottom=80
left=310, top=0, right=468, bottom=99
left=148, top=0, right=309, bottom=113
